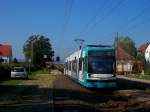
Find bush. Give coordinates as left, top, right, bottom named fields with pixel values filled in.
left=0, top=63, right=42, bottom=80
left=145, top=66, right=150, bottom=75
left=10, top=63, right=42, bottom=72
left=0, top=64, right=11, bottom=80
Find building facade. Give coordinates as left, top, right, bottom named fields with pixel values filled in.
left=0, top=44, right=12, bottom=63
left=145, top=44, right=150, bottom=63
left=115, top=43, right=143, bottom=75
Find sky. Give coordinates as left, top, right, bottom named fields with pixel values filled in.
left=0, top=0, right=150, bottom=61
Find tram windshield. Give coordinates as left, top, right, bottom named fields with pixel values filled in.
left=88, top=51, right=115, bottom=74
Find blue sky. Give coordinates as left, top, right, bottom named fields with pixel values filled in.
left=0, top=0, right=150, bottom=61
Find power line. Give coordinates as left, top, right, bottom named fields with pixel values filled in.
left=79, top=0, right=111, bottom=34
left=119, top=4, right=150, bottom=34
left=63, top=0, right=74, bottom=33
left=100, top=15, right=150, bottom=41
left=58, top=0, right=74, bottom=58
left=94, top=1, right=150, bottom=40
left=125, top=16, right=150, bottom=34
left=74, top=0, right=114, bottom=37
left=82, top=0, right=126, bottom=36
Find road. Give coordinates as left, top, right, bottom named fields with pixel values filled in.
left=0, top=70, right=150, bottom=112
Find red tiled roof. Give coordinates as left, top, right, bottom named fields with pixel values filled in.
left=116, top=44, right=135, bottom=60
left=137, top=43, right=149, bottom=53
left=0, top=44, right=12, bottom=57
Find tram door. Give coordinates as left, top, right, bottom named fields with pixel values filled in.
left=78, top=58, right=84, bottom=82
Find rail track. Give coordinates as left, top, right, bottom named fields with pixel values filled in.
left=52, top=71, right=150, bottom=112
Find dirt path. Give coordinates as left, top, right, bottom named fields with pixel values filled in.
left=0, top=71, right=56, bottom=112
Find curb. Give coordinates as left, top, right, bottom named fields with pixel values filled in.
left=117, top=75, right=150, bottom=89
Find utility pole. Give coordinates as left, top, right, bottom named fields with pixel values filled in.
left=115, top=32, right=119, bottom=60
left=74, top=39, right=85, bottom=50
left=114, top=32, right=119, bottom=47
left=31, top=41, right=34, bottom=64
left=31, top=38, right=37, bottom=64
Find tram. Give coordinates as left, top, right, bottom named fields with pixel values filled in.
left=64, top=45, right=117, bottom=88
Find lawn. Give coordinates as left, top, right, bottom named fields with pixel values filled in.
left=127, top=74, right=150, bottom=80
left=0, top=69, right=47, bottom=85
left=0, top=69, right=51, bottom=95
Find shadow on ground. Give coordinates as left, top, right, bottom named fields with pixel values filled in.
left=0, top=74, right=149, bottom=112
left=53, top=75, right=150, bottom=112
left=0, top=84, right=52, bottom=112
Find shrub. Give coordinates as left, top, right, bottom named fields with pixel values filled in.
left=0, top=64, right=11, bottom=80
left=145, top=66, right=150, bottom=75
left=0, top=63, right=42, bottom=80
left=10, top=63, right=42, bottom=72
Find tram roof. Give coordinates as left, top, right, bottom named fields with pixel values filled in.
left=65, top=45, right=114, bottom=62
left=65, top=50, right=81, bottom=62
left=86, top=45, right=113, bottom=48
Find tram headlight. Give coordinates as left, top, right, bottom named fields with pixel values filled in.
left=112, top=74, right=116, bottom=77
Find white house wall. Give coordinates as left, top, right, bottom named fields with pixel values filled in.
left=145, top=44, right=150, bottom=63
left=0, top=56, right=11, bottom=63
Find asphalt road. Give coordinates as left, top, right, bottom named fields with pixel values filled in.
left=0, top=70, right=150, bottom=112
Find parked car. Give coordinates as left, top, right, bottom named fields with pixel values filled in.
left=11, top=67, right=28, bottom=79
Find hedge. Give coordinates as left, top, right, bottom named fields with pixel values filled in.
left=145, top=66, right=150, bottom=75
left=0, top=63, right=42, bottom=80
left=0, top=64, right=11, bottom=80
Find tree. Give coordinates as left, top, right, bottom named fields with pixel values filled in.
left=118, top=36, right=137, bottom=57
left=13, top=58, right=18, bottom=63
left=0, top=58, right=4, bottom=63
left=136, top=53, right=145, bottom=62
left=56, top=56, right=60, bottom=62
left=23, top=35, right=54, bottom=66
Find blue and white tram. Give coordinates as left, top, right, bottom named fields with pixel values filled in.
left=64, top=45, right=117, bottom=88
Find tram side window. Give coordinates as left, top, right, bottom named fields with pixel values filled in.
left=72, top=61, right=74, bottom=71
left=67, top=62, right=68, bottom=70
left=79, top=58, right=82, bottom=71
left=74, top=60, right=77, bottom=72
left=72, top=60, right=77, bottom=72
left=69, top=62, right=71, bottom=71
left=65, top=62, right=68, bottom=70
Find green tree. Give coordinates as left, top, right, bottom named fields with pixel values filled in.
left=0, top=58, right=4, bottom=63
left=136, top=53, right=145, bottom=62
left=119, top=36, right=137, bottom=57
left=23, top=35, right=54, bottom=66
left=13, top=58, right=18, bottom=63
left=56, top=56, right=60, bottom=62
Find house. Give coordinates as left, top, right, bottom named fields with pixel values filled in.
left=137, top=42, right=150, bottom=64
left=0, top=44, right=12, bottom=63
left=145, top=43, right=150, bottom=63
left=115, top=43, right=143, bottom=75
left=137, top=43, right=149, bottom=54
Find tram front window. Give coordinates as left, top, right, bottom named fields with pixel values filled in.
left=88, top=56, right=114, bottom=74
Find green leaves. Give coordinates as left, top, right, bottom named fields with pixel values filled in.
left=118, top=36, right=137, bottom=57
left=23, top=35, right=54, bottom=66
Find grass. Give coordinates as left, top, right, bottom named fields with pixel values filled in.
left=127, top=74, right=150, bottom=80
left=0, top=69, right=47, bottom=86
